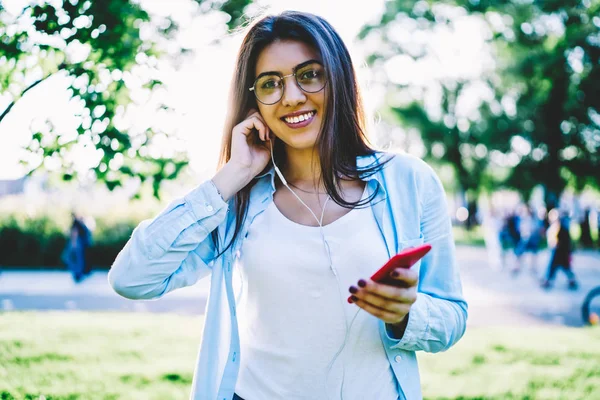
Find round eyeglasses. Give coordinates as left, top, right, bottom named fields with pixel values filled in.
left=249, top=61, right=326, bottom=105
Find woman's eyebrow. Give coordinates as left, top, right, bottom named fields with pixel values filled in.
left=292, top=59, right=321, bottom=72
left=255, top=59, right=322, bottom=80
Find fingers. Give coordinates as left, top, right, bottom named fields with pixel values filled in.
left=351, top=297, right=405, bottom=324
left=388, top=268, right=418, bottom=287
left=243, top=110, right=271, bottom=141
left=356, top=279, right=417, bottom=302
left=234, top=116, right=265, bottom=141
left=347, top=275, right=417, bottom=325
left=349, top=280, right=416, bottom=311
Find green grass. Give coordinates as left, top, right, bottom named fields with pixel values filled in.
left=419, top=326, right=600, bottom=400
left=0, top=312, right=200, bottom=400
left=1, top=312, right=600, bottom=400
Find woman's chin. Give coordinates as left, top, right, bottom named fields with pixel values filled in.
left=280, top=131, right=319, bottom=151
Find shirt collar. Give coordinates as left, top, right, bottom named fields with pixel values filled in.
left=356, top=152, right=387, bottom=182
left=255, top=166, right=277, bottom=192
left=255, top=152, right=386, bottom=187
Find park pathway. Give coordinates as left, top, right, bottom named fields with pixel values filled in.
left=1, top=245, right=599, bottom=327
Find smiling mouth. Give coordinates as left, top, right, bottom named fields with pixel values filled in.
left=281, top=111, right=316, bottom=125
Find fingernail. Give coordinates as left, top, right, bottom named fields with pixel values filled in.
left=357, top=279, right=366, bottom=288
left=349, top=286, right=358, bottom=294
left=350, top=295, right=358, bottom=302
left=390, top=271, right=399, bottom=278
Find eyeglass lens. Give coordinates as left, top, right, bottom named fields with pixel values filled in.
left=254, top=62, right=325, bottom=105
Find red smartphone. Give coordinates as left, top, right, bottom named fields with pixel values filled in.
left=347, top=243, right=431, bottom=303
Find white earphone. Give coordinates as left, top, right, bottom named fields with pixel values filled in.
left=269, top=138, right=336, bottom=274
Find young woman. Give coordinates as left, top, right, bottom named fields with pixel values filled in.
left=109, top=11, right=467, bottom=400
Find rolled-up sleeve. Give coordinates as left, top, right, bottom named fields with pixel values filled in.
left=386, top=164, right=468, bottom=353
left=108, top=179, right=229, bottom=300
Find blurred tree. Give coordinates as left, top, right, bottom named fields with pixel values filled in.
left=360, top=0, right=599, bottom=210
left=0, top=0, right=252, bottom=198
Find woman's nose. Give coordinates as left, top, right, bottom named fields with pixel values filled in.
left=281, top=78, right=307, bottom=107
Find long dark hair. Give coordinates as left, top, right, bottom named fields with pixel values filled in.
left=212, top=10, right=390, bottom=257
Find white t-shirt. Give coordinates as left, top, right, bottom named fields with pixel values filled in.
left=235, top=188, right=398, bottom=400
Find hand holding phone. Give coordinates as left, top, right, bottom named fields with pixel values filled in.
left=347, top=243, right=431, bottom=303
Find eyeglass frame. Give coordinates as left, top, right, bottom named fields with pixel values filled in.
left=248, top=59, right=326, bottom=105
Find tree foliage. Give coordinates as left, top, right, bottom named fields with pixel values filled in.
left=360, top=0, right=600, bottom=207
left=0, top=0, right=252, bottom=198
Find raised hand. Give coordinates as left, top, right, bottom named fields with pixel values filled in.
left=229, top=109, right=273, bottom=179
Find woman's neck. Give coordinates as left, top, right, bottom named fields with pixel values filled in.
left=282, top=146, right=324, bottom=190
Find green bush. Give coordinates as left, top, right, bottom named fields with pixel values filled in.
left=88, top=220, right=140, bottom=268
left=0, top=214, right=140, bottom=269
left=0, top=215, right=69, bottom=267
left=0, top=216, right=491, bottom=267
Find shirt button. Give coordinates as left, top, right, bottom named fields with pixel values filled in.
left=205, top=203, right=214, bottom=212
left=394, top=355, right=402, bottom=363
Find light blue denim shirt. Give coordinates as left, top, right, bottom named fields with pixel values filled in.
left=108, top=151, right=468, bottom=400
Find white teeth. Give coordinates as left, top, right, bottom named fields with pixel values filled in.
left=284, top=111, right=314, bottom=124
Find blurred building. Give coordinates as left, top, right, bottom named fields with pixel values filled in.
left=0, top=177, right=26, bottom=197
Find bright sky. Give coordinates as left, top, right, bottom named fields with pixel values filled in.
left=0, top=0, right=489, bottom=181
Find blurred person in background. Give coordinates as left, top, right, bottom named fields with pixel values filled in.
left=579, top=208, right=593, bottom=248
left=482, top=202, right=504, bottom=271
left=62, top=212, right=92, bottom=283
left=597, top=204, right=600, bottom=249
left=108, top=10, right=467, bottom=400
left=541, top=212, right=578, bottom=290
left=596, top=204, right=600, bottom=248
left=498, top=209, right=519, bottom=269
left=512, top=205, right=544, bottom=276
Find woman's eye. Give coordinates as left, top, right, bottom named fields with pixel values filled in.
left=261, top=79, right=281, bottom=89
left=301, top=70, right=319, bottom=80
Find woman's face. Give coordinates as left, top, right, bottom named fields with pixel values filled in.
left=254, top=40, right=326, bottom=151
